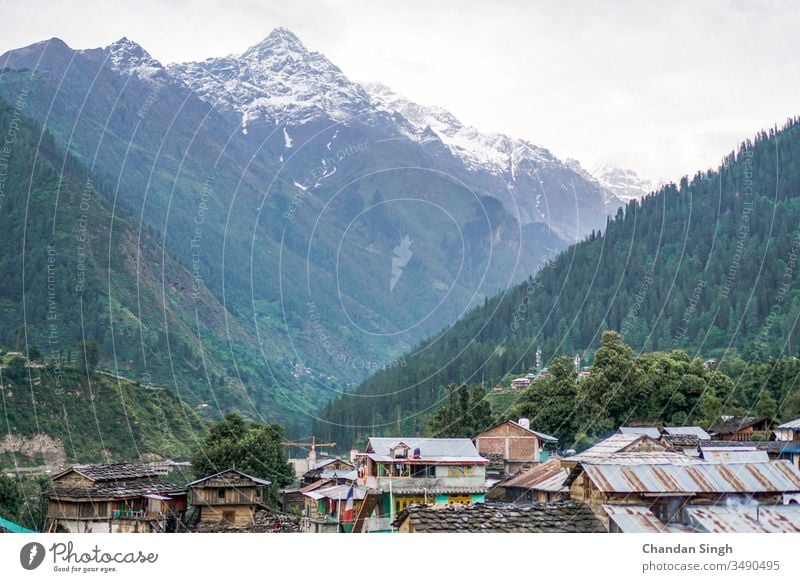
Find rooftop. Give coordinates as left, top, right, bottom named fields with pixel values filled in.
left=778, top=418, right=800, bottom=431
left=54, top=463, right=160, bottom=482
left=393, top=501, right=606, bottom=533
left=564, top=434, right=667, bottom=464
left=578, top=459, right=800, bottom=495
left=365, top=437, right=486, bottom=464
left=186, top=469, right=271, bottom=488
left=685, top=505, right=800, bottom=533
left=708, top=416, right=770, bottom=435
left=47, top=479, right=185, bottom=501
left=497, top=459, right=568, bottom=492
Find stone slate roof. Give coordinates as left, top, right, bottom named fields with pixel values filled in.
left=46, top=478, right=186, bottom=501
left=393, top=501, right=606, bottom=533
left=54, top=463, right=160, bottom=482
left=708, top=416, right=769, bottom=435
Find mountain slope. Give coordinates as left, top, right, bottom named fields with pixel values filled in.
left=314, top=118, right=800, bottom=445
left=0, top=30, right=615, bottom=425
left=0, top=92, right=308, bottom=431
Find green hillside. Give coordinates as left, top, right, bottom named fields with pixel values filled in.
left=315, top=118, right=800, bottom=445
left=1, top=353, right=207, bottom=464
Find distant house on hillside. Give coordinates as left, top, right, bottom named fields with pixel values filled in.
left=45, top=463, right=187, bottom=533
left=708, top=416, right=775, bottom=441
left=474, top=418, right=557, bottom=476
left=511, top=377, right=531, bottom=391
left=188, top=469, right=270, bottom=526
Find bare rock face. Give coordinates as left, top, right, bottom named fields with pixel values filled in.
left=0, top=432, right=67, bottom=467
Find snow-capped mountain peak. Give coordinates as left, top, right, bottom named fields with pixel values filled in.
left=166, top=27, right=374, bottom=129
left=102, top=37, right=163, bottom=78
left=591, top=164, right=655, bottom=202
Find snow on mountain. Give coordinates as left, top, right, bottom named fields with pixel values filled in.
left=166, top=27, right=375, bottom=130
left=82, top=37, right=165, bottom=80
left=365, top=82, right=559, bottom=175
left=591, top=164, right=655, bottom=202
left=364, top=82, right=619, bottom=233
left=155, top=27, right=620, bottom=239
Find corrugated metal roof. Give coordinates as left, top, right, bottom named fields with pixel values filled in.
left=590, top=452, right=703, bottom=466
left=582, top=460, right=800, bottom=494
left=566, top=434, right=665, bottom=464
left=501, top=459, right=569, bottom=492
left=702, top=448, right=770, bottom=464
left=366, top=437, right=485, bottom=461
left=365, top=453, right=487, bottom=465
left=603, top=505, right=668, bottom=533
left=303, top=485, right=367, bottom=501
left=778, top=418, right=800, bottom=430
left=686, top=505, right=800, bottom=533
left=319, top=469, right=358, bottom=480
left=620, top=427, right=661, bottom=439
left=664, top=426, right=711, bottom=440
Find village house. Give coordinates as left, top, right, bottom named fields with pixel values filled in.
left=489, top=458, right=569, bottom=503
left=300, top=483, right=368, bottom=533
left=300, top=457, right=355, bottom=486
left=561, top=433, right=672, bottom=468
left=392, top=500, right=605, bottom=533
left=698, top=439, right=800, bottom=470
left=567, top=457, right=800, bottom=530
left=356, top=437, right=488, bottom=532
left=776, top=418, right=800, bottom=442
left=707, top=416, right=775, bottom=441
left=44, top=463, right=187, bottom=533
left=474, top=418, right=557, bottom=477
left=187, top=469, right=270, bottom=526
left=510, top=377, right=531, bottom=390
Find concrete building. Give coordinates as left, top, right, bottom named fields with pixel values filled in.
left=474, top=419, right=557, bottom=477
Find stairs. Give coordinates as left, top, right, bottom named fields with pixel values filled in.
left=351, top=493, right=380, bottom=533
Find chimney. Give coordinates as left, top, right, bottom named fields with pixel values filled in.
left=518, top=418, right=530, bottom=430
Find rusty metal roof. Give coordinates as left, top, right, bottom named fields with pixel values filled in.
left=701, top=448, right=770, bottom=464
left=685, top=505, right=800, bottom=533
left=500, top=459, right=568, bottom=492
left=582, top=460, right=800, bottom=494
left=603, top=505, right=668, bottom=533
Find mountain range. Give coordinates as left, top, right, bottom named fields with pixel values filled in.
left=0, top=28, right=641, bottom=430
left=316, top=117, right=800, bottom=445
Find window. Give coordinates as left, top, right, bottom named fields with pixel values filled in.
left=218, top=489, right=226, bottom=501
left=447, top=495, right=472, bottom=505
left=411, top=465, right=435, bottom=478
left=448, top=465, right=476, bottom=477
left=222, top=510, right=235, bottom=524
left=395, top=496, right=426, bottom=513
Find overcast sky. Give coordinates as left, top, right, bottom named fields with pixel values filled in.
left=1, top=0, right=798, bottom=181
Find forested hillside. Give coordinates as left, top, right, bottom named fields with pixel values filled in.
left=315, top=118, right=800, bottom=446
